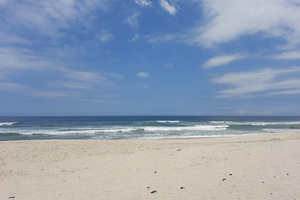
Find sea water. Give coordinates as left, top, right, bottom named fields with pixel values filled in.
left=0, top=116, right=299, bottom=141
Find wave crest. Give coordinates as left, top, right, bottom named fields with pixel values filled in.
left=0, top=122, right=18, bottom=126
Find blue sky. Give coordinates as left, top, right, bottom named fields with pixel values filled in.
left=0, top=0, right=300, bottom=116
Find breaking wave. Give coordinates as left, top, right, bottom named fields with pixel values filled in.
left=0, top=122, right=18, bottom=126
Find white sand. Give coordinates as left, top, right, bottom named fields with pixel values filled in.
left=1, top=132, right=300, bottom=200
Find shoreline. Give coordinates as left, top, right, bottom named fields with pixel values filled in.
left=1, top=132, right=300, bottom=199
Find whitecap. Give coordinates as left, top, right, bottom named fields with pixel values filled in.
left=0, top=122, right=18, bottom=126
left=157, top=120, right=180, bottom=123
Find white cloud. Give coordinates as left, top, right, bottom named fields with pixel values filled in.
left=137, top=71, right=149, bottom=78
left=0, top=46, right=113, bottom=93
left=0, top=82, right=72, bottom=98
left=211, top=67, right=300, bottom=98
left=202, top=54, right=246, bottom=69
left=267, top=89, right=300, bottom=95
left=58, top=67, right=106, bottom=83
left=0, top=47, right=58, bottom=71
left=2, top=0, right=107, bottom=37
left=128, top=34, right=139, bottom=42
left=0, top=0, right=9, bottom=6
left=124, top=11, right=141, bottom=29
left=0, top=47, right=107, bottom=82
left=49, top=81, right=92, bottom=90
left=185, top=0, right=300, bottom=48
left=134, top=0, right=152, bottom=7
left=147, top=33, right=179, bottom=43
left=159, top=0, right=177, bottom=16
left=55, top=45, right=87, bottom=58
left=271, top=51, right=300, bottom=59
left=0, top=32, right=29, bottom=44
left=96, top=29, right=114, bottom=42
left=163, top=63, right=174, bottom=67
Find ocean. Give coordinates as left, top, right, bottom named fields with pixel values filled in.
left=0, top=116, right=300, bottom=141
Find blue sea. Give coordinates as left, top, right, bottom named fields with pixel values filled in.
left=0, top=116, right=300, bottom=141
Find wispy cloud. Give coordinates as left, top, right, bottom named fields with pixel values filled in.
left=1, top=0, right=108, bottom=37
left=0, top=47, right=58, bottom=71
left=49, top=81, right=92, bottom=90
left=0, top=46, right=122, bottom=100
left=159, top=0, right=177, bottom=16
left=185, top=0, right=300, bottom=48
left=124, top=11, right=141, bottom=29
left=270, top=51, right=300, bottom=59
left=58, top=67, right=106, bottom=83
left=0, top=82, right=73, bottom=98
left=211, top=67, right=300, bottom=98
left=267, top=89, right=300, bottom=96
left=96, top=29, right=114, bottom=42
left=128, top=34, right=139, bottom=42
left=147, top=33, right=179, bottom=43
left=0, top=32, right=29, bottom=44
left=202, top=54, right=246, bottom=69
left=133, top=82, right=150, bottom=89
left=134, top=0, right=152, bottom=7
left=0, top=46, right=107, bottom=83
left=137, top=72, right=149, bottom=78
left=163, top=63, right=174, bottom=67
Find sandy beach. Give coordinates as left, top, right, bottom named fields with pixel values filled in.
left=1, top=132, right=300, bottom=200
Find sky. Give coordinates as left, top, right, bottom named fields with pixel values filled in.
left=0, top=0, right=300, bottom=116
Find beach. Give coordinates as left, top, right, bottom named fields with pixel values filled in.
left=1, top=132, right=300, bottom=200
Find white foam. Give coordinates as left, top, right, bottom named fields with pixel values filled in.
left=211, top=121, right=300, bottom=126
left=13, top=124, right=229, bottom=135
left=157, top=120, right=180, bottom=123
left=143, top=125, right=228, bottom=132
left=0, top=122, right=18, bottom=126
left=250, top=122, right=300, bottom=125
left=209, top=121, right=233, bottom=124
